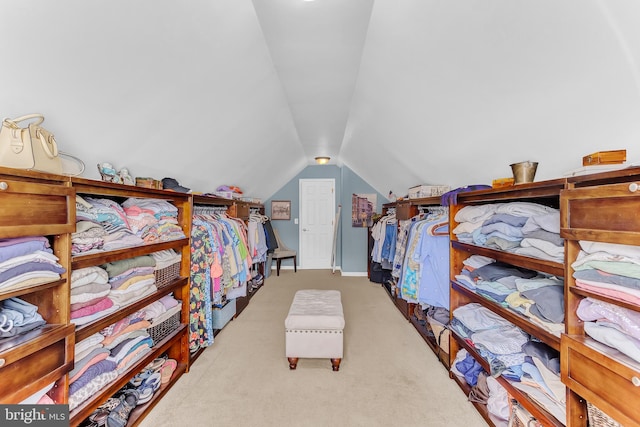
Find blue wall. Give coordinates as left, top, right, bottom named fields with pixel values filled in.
left=266, top=164, right=386, bottom=274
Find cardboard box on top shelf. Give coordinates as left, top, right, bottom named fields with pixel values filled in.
left=582, top=149, right=626, bottom=166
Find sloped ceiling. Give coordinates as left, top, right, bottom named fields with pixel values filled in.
left=2, top=1, right=640, bottom=200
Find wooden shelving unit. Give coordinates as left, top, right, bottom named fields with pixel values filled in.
left=67, top=177, right=192, bottom=427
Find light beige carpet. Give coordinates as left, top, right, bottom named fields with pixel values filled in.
left=139, top=270, right=488, bottom=427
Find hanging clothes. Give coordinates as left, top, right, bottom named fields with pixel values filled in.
left=396, top=209, right=450, bottom=308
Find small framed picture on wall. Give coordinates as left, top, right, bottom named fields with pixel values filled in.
left=271, top=200, right=291, bottom=220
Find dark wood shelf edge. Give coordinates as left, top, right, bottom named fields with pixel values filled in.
left=454, top=179, right=566, bottom=204
left=127, top=362, right=188, bottom=427
left=451, top=241, right=564, bottom=277
left=69, top=324, right=187, bottom=426
left=0, top=278, right=66, bottom=301
left=75, top=277, right=188, bottom=342
left=452, top=331, right=564, bottom=427
left=570, top=286, right=640, bottom=314
left=408, top=315, right=450, bottom=369
left=496, top=376, right=565, bottom=427
left=0, top=323, right=75, bottom=359
left=451, top=281, right=561, bottom=350
left=394, top=296, right=410, bottom=320
left=71, top=177, right=191, bottom=201
left=450, top=373, right=497, bottom=427
left=4, top=360, right=74, bottom=404
left=71, top=238, right=189, bottom=270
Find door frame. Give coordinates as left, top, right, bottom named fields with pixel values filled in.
left=298, top=178, right=336, bottom=269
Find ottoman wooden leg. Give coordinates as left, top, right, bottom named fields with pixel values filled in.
left=288, top=357, right=298, bottom=370
left=331, top=358, right=341, bottom=372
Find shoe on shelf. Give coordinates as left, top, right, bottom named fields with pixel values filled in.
left=413, top=305, right=427, bottom=325
left=136, top=372, right=162, bottom=406
left=106, top=390, right=139, bottom=427
left=160, top=359, right=178, bottom=384
left=144, top=355, right=167, bottom=373
left=90, top=397, right=121, bottom=426
left=129, top=369, right=153, bottom=388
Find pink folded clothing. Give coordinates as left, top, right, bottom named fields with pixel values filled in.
left=575, top=279, right=640, bottom=305
left=71, top=297, right=114, bottom=319
left=71, top=296, right=108, bottom=312
left=69, top=352, right=109, bottom=384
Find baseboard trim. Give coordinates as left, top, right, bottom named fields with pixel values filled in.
left=268, top=266, right=367, bottom=277
left=340, top=271, right=368, bottom=277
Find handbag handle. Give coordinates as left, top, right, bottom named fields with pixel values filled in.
left=2, top=114, right=45, bottom=128
left=35, top=129, right=59, bottom=158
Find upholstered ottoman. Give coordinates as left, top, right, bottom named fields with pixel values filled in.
left=285, top=289, right=344, bottom=371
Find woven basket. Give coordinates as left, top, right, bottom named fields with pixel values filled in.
left=154, top=262, right=181, bottom=289
left=426, top=316, right=449, bottom=351
left=147, top=311, right=180, bottom=344
left=587, top=402, right=622, bottom=427
left=508, top=399, right=543, bottom=427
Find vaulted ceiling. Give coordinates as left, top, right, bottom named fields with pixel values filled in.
left=2, top=1, right=640, bottom=199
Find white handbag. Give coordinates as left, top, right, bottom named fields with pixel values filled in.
left=0, top=114, right=84, bottom=175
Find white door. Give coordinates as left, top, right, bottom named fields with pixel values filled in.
left=299, top=179, right=335, bottom=269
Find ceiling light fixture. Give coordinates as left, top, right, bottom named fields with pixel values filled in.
left=315, top=156, right=330, bottom=165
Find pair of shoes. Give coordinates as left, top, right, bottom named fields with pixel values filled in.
left=89, top=410, right=108, bottom=426
left=253, top=274, right=264, bottom=285
left=89, top=397, right=121, bottom=426
left=144, top=355, right=167, bottom=373
left=136, top=372, right=162, bottom=406
left=413, top=305, right=427, bottom=324
left=160, top=359, right=177, bottom=384
left=129, top=369, right=154, bottom=388
left=106, top=390, right=139, bottom=427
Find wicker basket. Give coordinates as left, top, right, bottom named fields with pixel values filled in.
left=154, top=262, right=181, bottom=289
left=587, top=402, right=622, bottom=427
left=147, top=311, right=180, bottom=344
left=509, top=399, right=543, bottom=427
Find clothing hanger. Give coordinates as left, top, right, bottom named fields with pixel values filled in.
left=0, top=313, right=13, bottom=333
left=427, top=221, right=449, bottom=236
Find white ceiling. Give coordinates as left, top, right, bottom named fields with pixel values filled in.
left=2, top=1, right=640, bottom=199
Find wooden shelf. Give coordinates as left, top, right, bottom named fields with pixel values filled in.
left=0, top=170, right=76, bottom=405
left=69, top=324, right=187, bottom=426
left=71, top=238, right=189, bottom=270
left=75, top=277, right=188, bottom=342
left=452, top=281, right=562, bottom=350
left=0, top=323, right=75, bottom=403
left=408, top=315, right=449, bottom=369
left=561, top=177, right=640, bottom=426
left=451, top=241, right=564, bottom=277
left=71, top=177, right=190, bottom=201
left=449, top=180, right=567, bottom=427
left=454, top=179, right=566, bottom=204
left=452, top=332, right=565, bottom=427
left=570, top=286, right=640, bottom=314
left=0, top=279, right=65, bottom=302
left=450, top=373, right=497, bottom=427
left=192, top=194, right=235, bottom=206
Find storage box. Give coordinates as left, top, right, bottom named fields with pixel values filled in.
left=154, top=262, right=181, bottom=289
left=408, top=185, right=450, bottom=199
left=147, top=311, right=181, bottom=344
left=212, top=299, right=236, bottom=330
left=492, top=177, right=515, bottom=188
left=582, top=149, right=626, bottom=166
left=587, top=402, right=622, bottom=427
left=426, top=316, right=449, bottom=352
left=136, top=177, right=162, bottom=189
left=214, top=190, right=233, bottom=199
